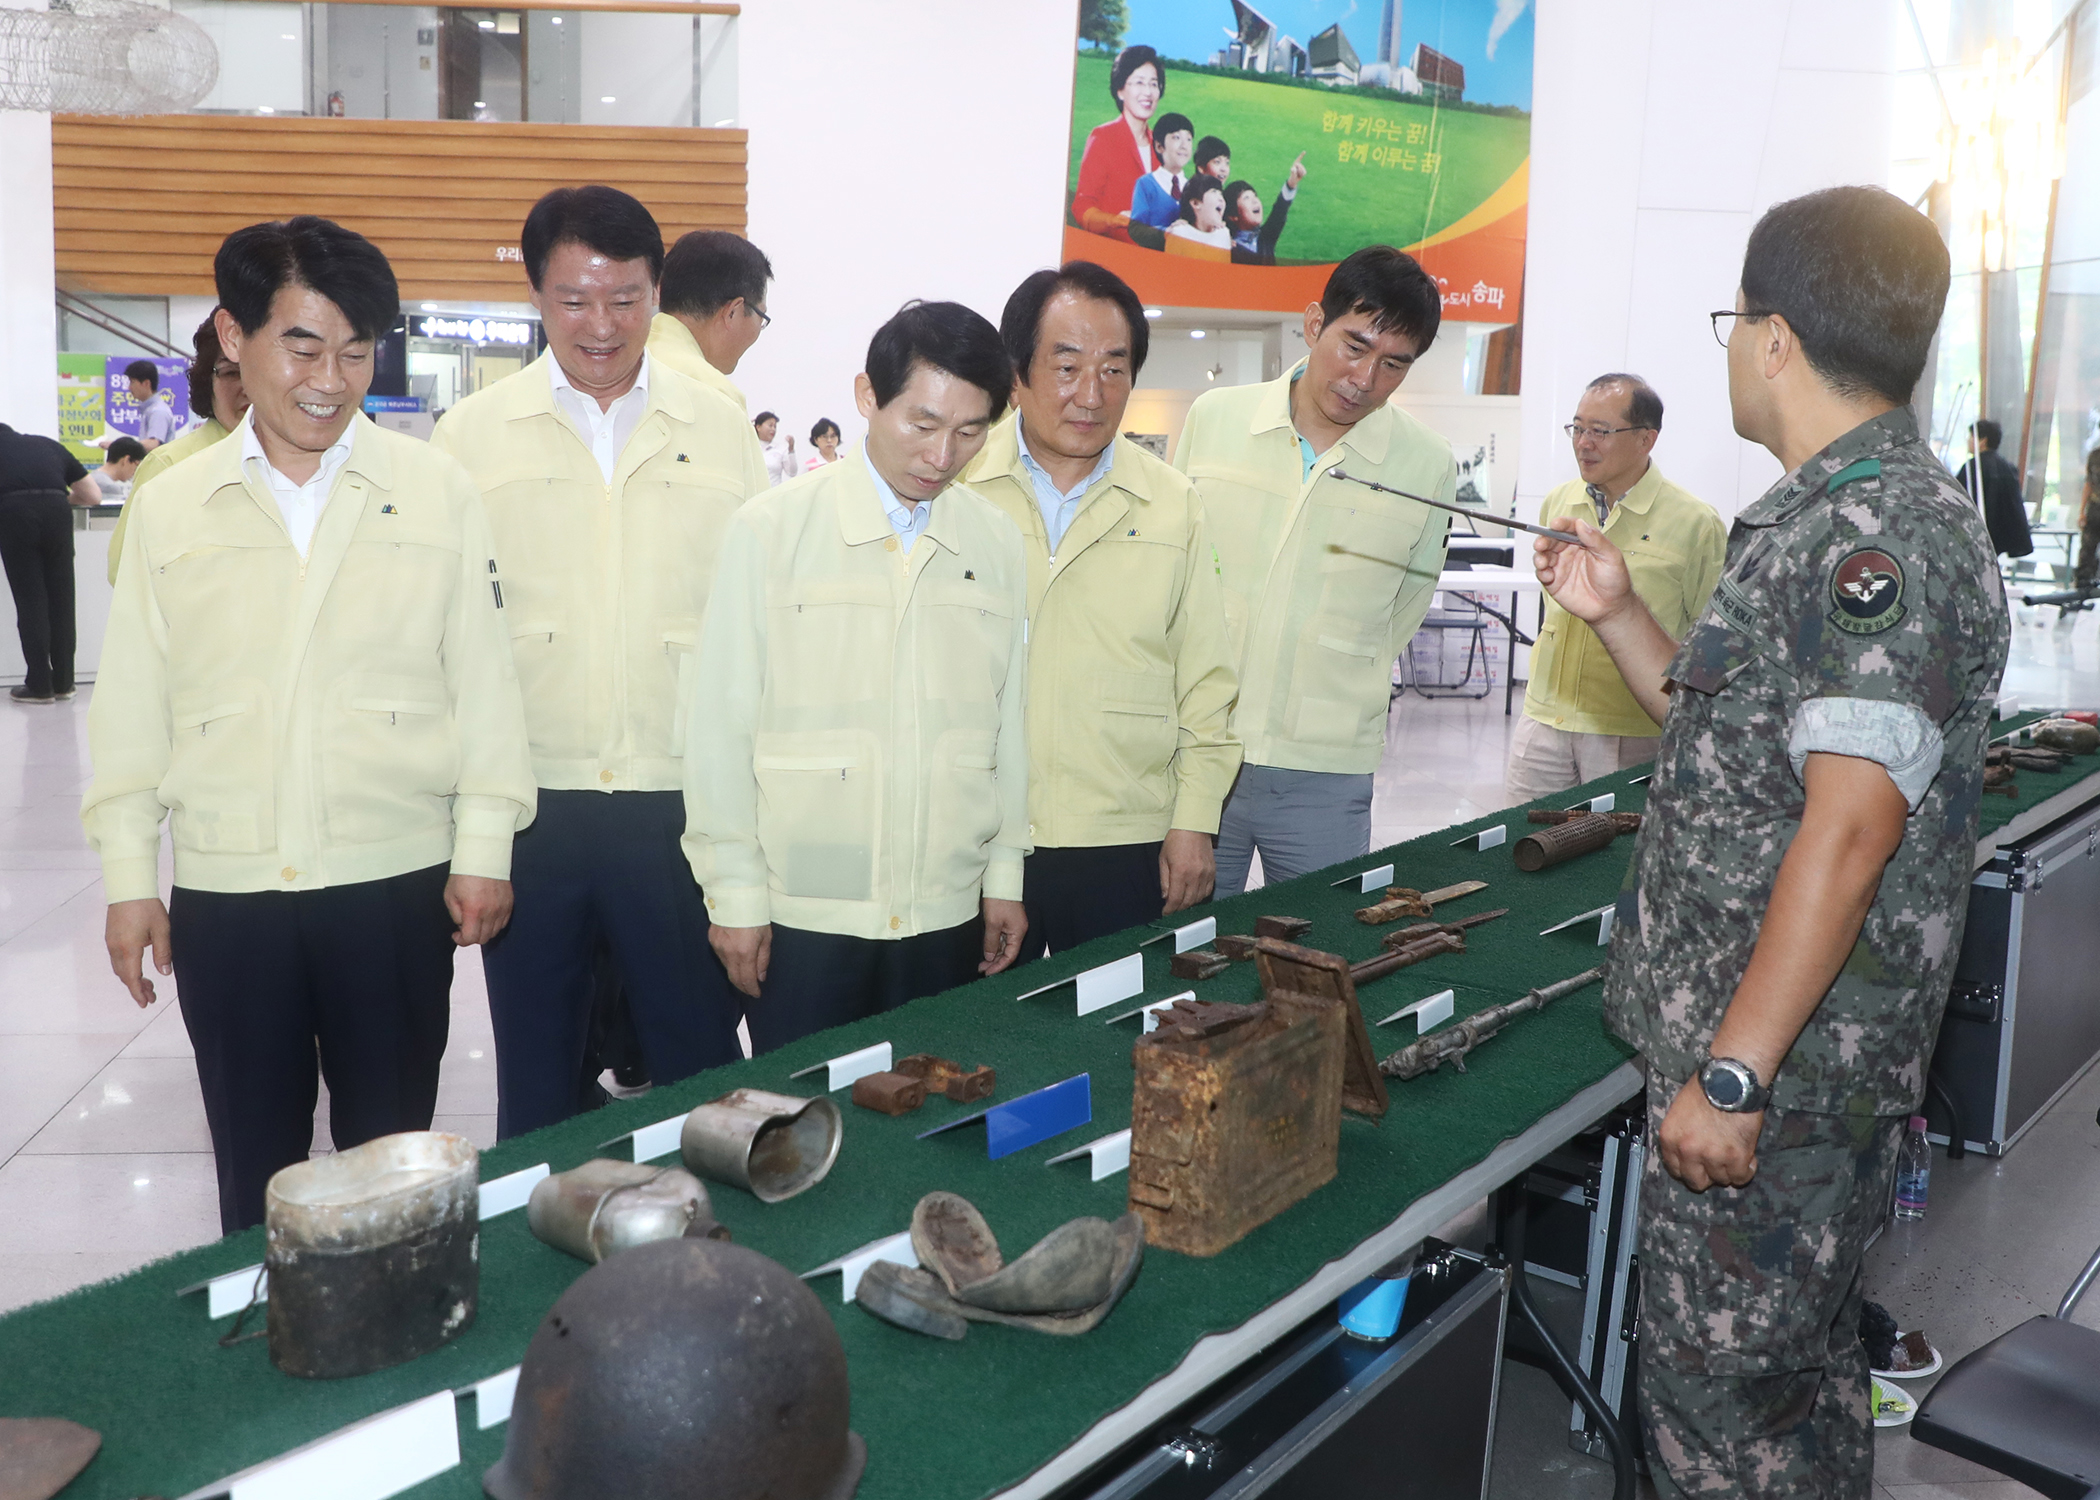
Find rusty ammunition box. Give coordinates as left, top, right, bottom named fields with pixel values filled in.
left=1214, top=933, right=1261, bottom=962
left=1127, top=991, right=1345, bottom=1257
left=895, top=1054, right=997, bottom=1103
left=1170, top=948, right=1232, bottom=980
left=851, top=1071, right=927, bottom=1116
left=1254, top=915, right=1314, bottom=941
left=1257, top=939, right=1390, bottom=1120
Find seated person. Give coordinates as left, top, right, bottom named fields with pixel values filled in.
left=1227, top=153, right=1308, bottom=266
left=94, top=437, right=146, bottom=502
left=1129, top=112, right=1196, bottom=230
left=1194, top=135, right=1230, bottom=184
left=1165, top=174, right=1233, bottom=261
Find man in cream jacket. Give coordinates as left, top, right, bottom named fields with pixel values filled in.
left=85, top=218, right=535, bottom=1232
left=685, top=301, right=1030, bottom=1050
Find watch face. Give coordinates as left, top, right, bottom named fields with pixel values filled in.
left=1705, top=1064, right=1744, bottom=1107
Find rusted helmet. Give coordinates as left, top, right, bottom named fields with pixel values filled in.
left=484, top=1238, right=865, bottom=1500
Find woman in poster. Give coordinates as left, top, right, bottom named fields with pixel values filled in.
left=1070, top=44, right=1164, bottom=240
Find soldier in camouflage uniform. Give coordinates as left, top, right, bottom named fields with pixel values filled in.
left=1533, top=187, right=2009, bottom=1497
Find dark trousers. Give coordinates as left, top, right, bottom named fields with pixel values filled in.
left=171, top=864, right=455, bottom=1234
left=749, top=918, right=982, bottom=1055
left=2077, top=516, right=2100, bottom=588
left=482, top=789, right=741, bottom=1138
left=0, top=495, right=75, bottom=696
left=1021, top=842, right=1163, bottom=961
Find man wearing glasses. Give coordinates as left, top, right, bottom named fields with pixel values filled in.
left=647, top=228, right=774, bottom=415
left=1504, top=374, right=1724, bottom=801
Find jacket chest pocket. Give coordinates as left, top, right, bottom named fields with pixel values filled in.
left=324, top=673, right=457, bottom=844
left=918, top=579, right=1013, bottom=706
left=768, top=578, right=892, bottom=709
left=330, top=537, right=459, bottom=647
left=1307, top=498, right=1423, bottom=609
left=752, top=732, right=880, bottom=902
left=162, top=693, right=275, bottom=855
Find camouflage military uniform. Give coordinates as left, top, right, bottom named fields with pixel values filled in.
left=1604, top=407, right=2010, bottom=1497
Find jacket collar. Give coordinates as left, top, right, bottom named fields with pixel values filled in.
left=510, top=350, right=695, bottom=428
left=837, top=446, right=972, bottom=555
left=202, top=410, right=393, bottom=502
left=1736, top=406, right=1919, bottom=529
left=1610, top=461, right=1665, bottom=518
left=1252, top=359, right=1393, bottom=467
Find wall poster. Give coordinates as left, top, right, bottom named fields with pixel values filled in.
left=1066, top=0, right=1532, bottom=321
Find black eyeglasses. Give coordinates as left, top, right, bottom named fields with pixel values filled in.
left=1709, top=309, right=1776, bottom=348
left=1564, top=423, right=1653, bottom=441
left=749, top=303, right=772, bottom=330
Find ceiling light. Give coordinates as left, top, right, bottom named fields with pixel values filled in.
left=1143, top=307, right=1163, bottom=319
left=713, top=118, right=735, bottom=126
left=280, top=32, right=296, bottom=40
left=550, top=14, right=561, bottom=21
left=420, top=302, right=438, bottom=311
left=478, top=18, right=494, bottom=27
left=600, top=95, right=616, bottom=103
left=257, top=105, right=274, bottom=113
left=1206, top=363, right=1223, bottom=382
left=1189, top=329, right=1206, bottom=340
left=473, top=100, right=486, bottom=108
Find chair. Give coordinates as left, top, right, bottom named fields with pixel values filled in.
left=1911, top=1233, right=2100, bottom=1498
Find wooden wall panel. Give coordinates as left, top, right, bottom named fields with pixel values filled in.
left=53, top=115, right=746, bottom=302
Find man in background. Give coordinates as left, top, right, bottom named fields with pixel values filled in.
left=965, top=261, right=1239, bottom=956
left=687, top=301, right=1029, bottom=1049
left=94, top=438, right=147, bottom=503
left=123, top=360, right=176, bottom=449
left=1177, top=246, right=1454, bottom=894
left=1505, top=373, right=1725, bottom=802
left=1957, top=418, right=2031, bottom=560
left=647, top=229, right=773, bottom=413
left=0, top=423, right=98, bottom=705
left=433, top=185, right=764, bottom=1139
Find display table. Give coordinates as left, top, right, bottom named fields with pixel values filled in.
left=0, top=774, right=1657, bottom=1500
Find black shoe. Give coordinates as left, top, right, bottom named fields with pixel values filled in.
left=52, top=688, right=75, bottom=701
left=8, top=687, right=54, bottom=705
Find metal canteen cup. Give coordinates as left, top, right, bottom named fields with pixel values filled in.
left=526, top=1160, right=725, bottom=1264
left=264, top=1131, right=479, bottom=1379
left=680, top=1088, right=842, bottom=1203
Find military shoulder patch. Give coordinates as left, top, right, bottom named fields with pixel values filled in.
left=1830, top=548, right=1905, bottom=634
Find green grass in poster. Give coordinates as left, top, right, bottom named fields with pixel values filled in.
left=1068, top=55, right=1529, bottom=264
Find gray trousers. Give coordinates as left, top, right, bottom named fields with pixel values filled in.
left=1214, top=764, right=1376, bottom=896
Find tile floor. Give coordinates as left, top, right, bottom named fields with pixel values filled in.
left=0, top=593, right=2093, bottom=1500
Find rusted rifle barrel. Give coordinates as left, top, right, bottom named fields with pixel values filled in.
left=1349, top=930, right=1462, bottom=984
left=1513, top=813, right=1620, bottom=872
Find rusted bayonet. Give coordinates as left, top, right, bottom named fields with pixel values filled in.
left=1355, top=878, right=1489, bottom=926
left=1349, top=929, right=1465, bottom=984
left=1379, top=908, right=1508, bottom=950
left=1379, top=967, right=1605, bottom=1080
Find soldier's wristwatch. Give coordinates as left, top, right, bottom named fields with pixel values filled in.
left=1699, top=1056, right=1771, bottom=1113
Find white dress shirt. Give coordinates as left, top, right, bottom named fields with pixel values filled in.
left=549, top=354, right=652, bottom=483
left=865, top=443, right=932, bottom=553
left=238, top=412, right=354, bottom=559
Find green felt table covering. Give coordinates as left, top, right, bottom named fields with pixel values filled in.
left=1978, top=708, right=2100, bottom=841
left=5, top=769, right=1656, bottom=1500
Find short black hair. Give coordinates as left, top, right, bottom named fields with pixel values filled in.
left=1223, top=179, right=1261, bottom=229
left=520, top=185, right=664, bottom=291
left=1179, top=173, right=1224, bottom=224
left=1150, top=111, right=1193, bottom=150
left=1194, top=135, right=1230, bottom=169
left=810, top=417, right=840, bottom=443
left=1971, top=419, right=2002, bottom=450
left=1111, top=45, right=1163, bottom=103
left=865, top=301, right=1013, bottom=424
left=106, top=437, right=147, bottom=464
left=661, top=230, right=772, bottom=319
left=216, top=216, right=400, bottom=344
left=753, top=410, right=778, bottom=428
left=1002, top=261, right=1149, bottom=382
left=1739, top=186, right=1949, bottom=406
left=124, top=360, right=159, bottom=388
left=185, top=312, right=225, bottom=422
left=1587, top=373, right=1663, bottom=431
left=1318, top=246, right=1442, bottom=352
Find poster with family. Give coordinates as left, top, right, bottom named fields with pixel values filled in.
left=1064, top=0, right=1532, bottom=320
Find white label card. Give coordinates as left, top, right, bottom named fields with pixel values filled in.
left=217, top=1390, right=460, bottom=1500
left=1589, top=793, right=1616, bottom=813
left=1999, top=695, right=2020, bottom=720
left=630, top=1114, right=686, bottom=1163
left=1597, top=907, right=1616, bottom=946
left=1074, top=953, right=1145, bottom=1016
left=826, top=1042, right=893, bottom=1091
left=1376, top=989, right=1455, bottom=1031
left=471, top=1367, right=520, bottom=1430
left=1172, top=916, right=1217, bottom=953
left=1046, top=1128, right=1133, bottom=1181
left=477, top=1164, right=548, bottom=1220
left=1359, top=864, right=1396, bottom=894
left=206, top=1264, right=267, bottom=1320
left=1539, top=903, right=1614, bottom=937
left=840, top=1232, right=918, bottom=1302
left=1452, top=825, right=1507, bottom=850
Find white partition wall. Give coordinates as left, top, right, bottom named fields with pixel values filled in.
left=1518, top=1, right=1899, bottom=527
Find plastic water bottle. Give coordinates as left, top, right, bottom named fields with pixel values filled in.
left=1894, top=1115, right=1931, bottom=1221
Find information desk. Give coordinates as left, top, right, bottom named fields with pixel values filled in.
left=3, top=772, right=1658, bottom=1500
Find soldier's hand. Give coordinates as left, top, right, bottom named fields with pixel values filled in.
left=1658, top=1078, right=1761, bottom=1191
left=446, top=875, right=514, bottom=947
left=1533, top=518, right=1633, bottom=625
left=711, top=922, right=772, bottom=998
left=980, top=898, right=1028, bottom=975
left=1159, top=829, right=1216, bottom=915
left=106, top=897, right=171, bottom=1008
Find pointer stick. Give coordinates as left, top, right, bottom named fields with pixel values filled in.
left=1327, top=469, right=1599, bottom=550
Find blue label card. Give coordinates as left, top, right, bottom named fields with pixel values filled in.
left=986, top=1074, right=1092, bottom=1160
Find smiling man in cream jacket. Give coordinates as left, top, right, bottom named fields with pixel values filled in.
left=685, top=301, right=1030, bottom=1051
left=84, top=218, right=535, bottom=1233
